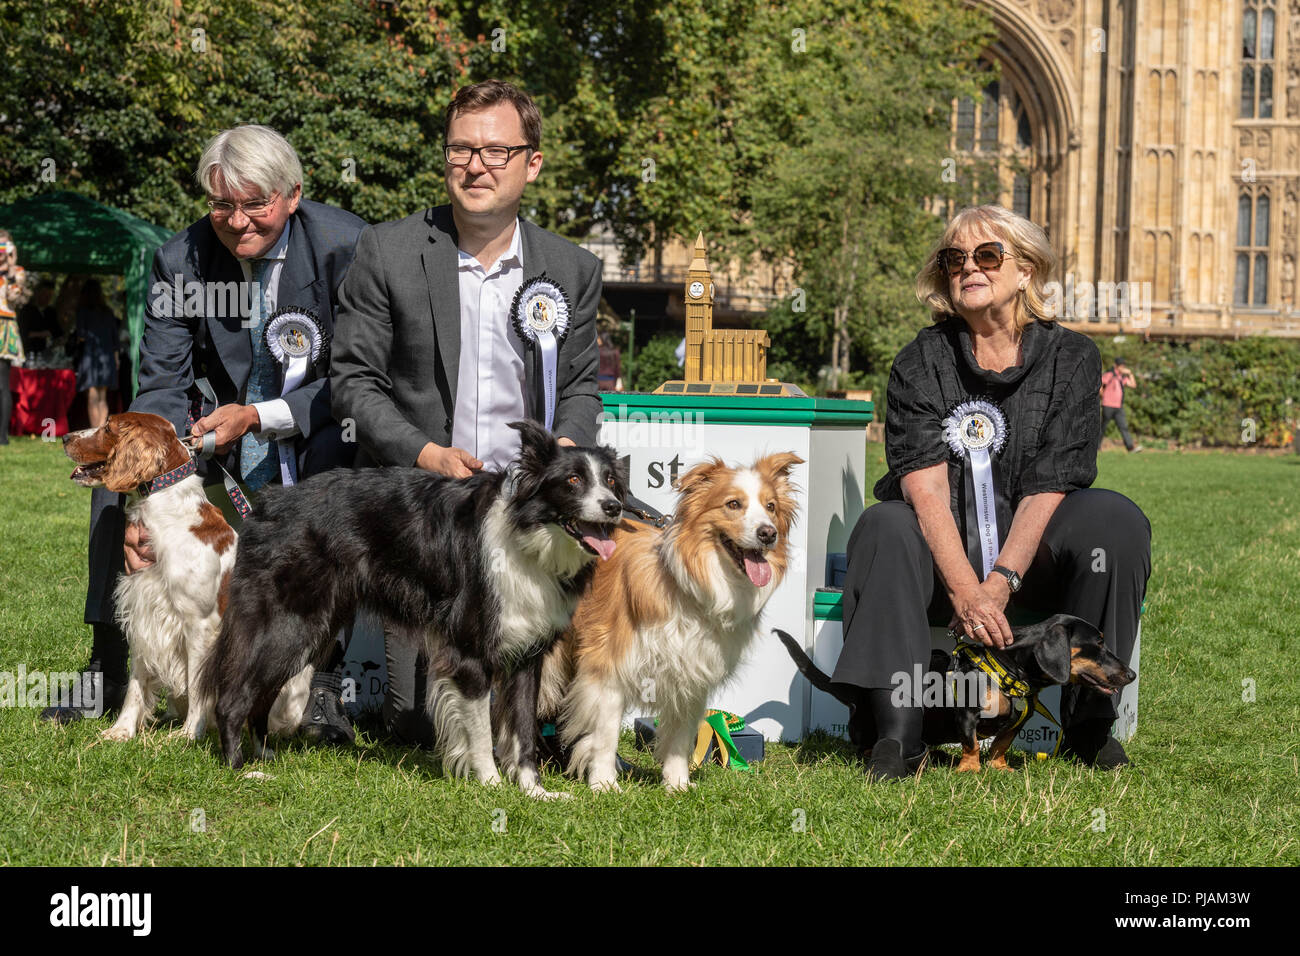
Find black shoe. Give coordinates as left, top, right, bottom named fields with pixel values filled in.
left=39, top=663, right=126, bottom=723
left=864, top=738, right=928, bottom=782
left=299, top=687, right=356, bottom=745
left=1061, top=719, right=1130, bottom=768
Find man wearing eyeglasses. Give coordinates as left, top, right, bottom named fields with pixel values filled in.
left=331, top=80, right=603, bottom=745
left=50, top=125, right=366, bottom=740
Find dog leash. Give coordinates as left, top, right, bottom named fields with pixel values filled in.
left=176, top=377, right=254, bottom=520
left=623, top=493, right=672, bottom=529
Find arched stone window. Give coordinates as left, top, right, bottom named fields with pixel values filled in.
left=1241, top=1, right=1276, bottom=118
left=1234, top=189, right=1271, bottom=304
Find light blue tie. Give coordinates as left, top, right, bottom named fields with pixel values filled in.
left=239, top=258, right=279, bottom=491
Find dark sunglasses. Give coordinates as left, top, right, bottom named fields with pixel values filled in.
left=936, top=241, right=1011, bottom=276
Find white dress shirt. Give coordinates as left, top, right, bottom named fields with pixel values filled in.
left=236, top=220, right=295, bottom=438
left=451, top=221, right=529, bottom=471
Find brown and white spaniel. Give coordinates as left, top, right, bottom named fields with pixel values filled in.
left=64, top=412, right=310, bottom=742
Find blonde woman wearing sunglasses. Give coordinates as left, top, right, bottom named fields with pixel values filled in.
left=831, top=205, right=1150, bottom=780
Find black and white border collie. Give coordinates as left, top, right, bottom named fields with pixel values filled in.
left=203, top=420, right=627, bottom=798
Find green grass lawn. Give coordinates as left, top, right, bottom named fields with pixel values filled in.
left=1, top=436, right=1297, bottom=866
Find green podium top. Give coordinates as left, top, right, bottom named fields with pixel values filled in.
left=599, top=392, right=873, bottom=426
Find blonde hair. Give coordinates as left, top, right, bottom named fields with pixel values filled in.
left=914, top=205, right=1056, bottom=329
left=195, top=125, right=303, bottom=200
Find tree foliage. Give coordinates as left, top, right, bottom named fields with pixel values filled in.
left=2, top=0, right=997, bottom=386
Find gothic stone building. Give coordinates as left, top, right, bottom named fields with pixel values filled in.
left=960, top=0, right=1300, bottom=336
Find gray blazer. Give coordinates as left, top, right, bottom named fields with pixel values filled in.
left=331, top=204, right=603, bottom=467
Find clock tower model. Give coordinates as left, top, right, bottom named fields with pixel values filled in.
left=654, top=231, right=793, bottom=394
left=683, top=232, right=713, bottom=381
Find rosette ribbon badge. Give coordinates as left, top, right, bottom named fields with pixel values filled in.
left=941, top=399, right=1008, bottom=578
left=263, top=307, right=327, bottom=486
left=510, top=276, right=571, bottom=431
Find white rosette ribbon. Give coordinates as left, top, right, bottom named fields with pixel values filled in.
left=510, top=276, right=571, bottom=431
left=263, top=307, right=326, bottom=487
left=942, top=399, right=1009, bottom=578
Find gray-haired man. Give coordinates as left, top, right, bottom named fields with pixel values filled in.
left=46, top=126, right=365, bottom=740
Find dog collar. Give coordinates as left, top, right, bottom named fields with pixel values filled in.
left=139, top=457, right=197, bottom=497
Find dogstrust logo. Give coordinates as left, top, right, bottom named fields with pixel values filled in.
left=1042, top=273, right=1153, bottom=328
left=890, top=664, right=998, bottom=716
left=150, top=275, right=266, bottom=326
left=0, top=666, right=102, bottom=717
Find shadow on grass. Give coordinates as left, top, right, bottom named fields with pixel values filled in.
left=787, top=729, right=1045, bottom=776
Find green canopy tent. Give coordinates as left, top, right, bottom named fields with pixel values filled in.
left=0, top=191, right=173, bottom=397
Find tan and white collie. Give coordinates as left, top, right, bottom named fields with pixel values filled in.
left=540, top=452, right=802, bottom=791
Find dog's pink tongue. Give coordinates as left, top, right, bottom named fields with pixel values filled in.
left=581, top=525, right=617, bottom=561
left=744, top=551, right=772, bottom=587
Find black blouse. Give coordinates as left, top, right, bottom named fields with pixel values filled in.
left=874, top=316, right=1101, bottom=567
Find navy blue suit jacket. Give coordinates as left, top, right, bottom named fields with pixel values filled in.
left=134, top=198, right=365, bottom=464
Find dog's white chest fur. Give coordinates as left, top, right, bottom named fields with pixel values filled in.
left=114, top=476, right=233, bottom=691
left=482, top=500, right=589, bottom=661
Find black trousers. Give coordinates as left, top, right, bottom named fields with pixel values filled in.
left=831, top=488, right=1151, bottom=727
left=1102, top=405, right=1135, bottom=450
left=382, top=627, right=436, bottom=748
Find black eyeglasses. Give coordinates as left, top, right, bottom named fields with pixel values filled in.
left=443, top=144, right=532, bottom=167
left=936, top=241, right=1011, bottom=276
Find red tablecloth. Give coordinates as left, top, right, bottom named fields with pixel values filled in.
left=8, top=366, right=77, bottom=437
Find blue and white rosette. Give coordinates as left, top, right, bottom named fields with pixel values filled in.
left=263, top=307, right=327, bottom=487
left=942, top=399, right=1009, bottom=578
left=510, top=275, right=571, bottom=431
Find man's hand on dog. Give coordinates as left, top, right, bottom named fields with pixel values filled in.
left=949, top=577, right=1013, bottom=649
left=417, top=442, right=483, bottom=478
left=123, top=522, right=156, bottom=575
left=193, top=404, right=261, bottom=455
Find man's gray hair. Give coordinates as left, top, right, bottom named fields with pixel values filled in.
left=195, top=125, right=303, bottom=199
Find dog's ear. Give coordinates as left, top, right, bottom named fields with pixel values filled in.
left=755, top=452, right=804, bottom=484
left=673, top=457, right=726, bottom=497
left=101, top=419, right=169, bottom=494
left=508, top=419, right=558, bottom=466
left=1029, top=618, right=1073, bottom=685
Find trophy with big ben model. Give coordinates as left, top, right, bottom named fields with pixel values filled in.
left=654, top=233, right=805, bottom=396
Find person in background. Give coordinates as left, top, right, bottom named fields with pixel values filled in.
left=597, top=328, right=622, bottom=391
left=1100, top=357, right=1141, bottom=452
left=18, top=279, right=61, bottom=354
left=71, top=279, right=120, bottom=428
left=0, top=230, right=30, bottom=446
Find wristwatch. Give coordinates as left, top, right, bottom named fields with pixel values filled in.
left=991, top=565, right=1021, bottom=592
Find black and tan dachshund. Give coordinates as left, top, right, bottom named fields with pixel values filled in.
left=778, top=613, right=1136, bottom=772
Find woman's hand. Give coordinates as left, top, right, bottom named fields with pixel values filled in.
left=949, top=576, right=1013, bottom=649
